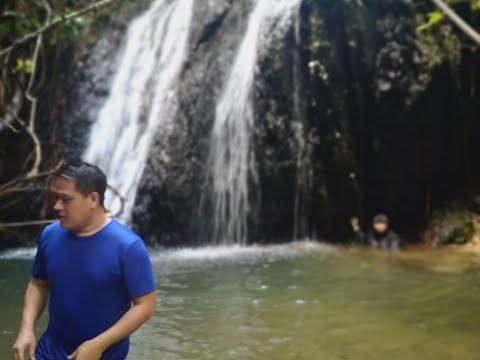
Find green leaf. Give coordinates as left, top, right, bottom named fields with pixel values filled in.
left=13, top=18, right=36, bottom=36
left=64, top=7, right=74, bottom=15
left=13, top=59, right=24, bottom=73
left=24, top=59, right=34, bottom=74
left=13, top=58, right=34, bottom=74
left=52, top=13, right=63, bottom=22
left=417, top=11, right=445, bottom=32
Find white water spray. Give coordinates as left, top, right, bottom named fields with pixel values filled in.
left=207, top=0, right=302, bottom=245
left=83, top=0, right=194, bottom=222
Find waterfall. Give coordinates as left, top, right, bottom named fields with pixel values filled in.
left=83, top=0, right=194, bottom=222
left=205, top=0, right=302, bottom=245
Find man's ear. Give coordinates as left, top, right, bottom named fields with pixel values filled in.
left=89, top=192, right=100, bottom=209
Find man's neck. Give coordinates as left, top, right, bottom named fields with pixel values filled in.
left=75, top=213, right=111, bottom=237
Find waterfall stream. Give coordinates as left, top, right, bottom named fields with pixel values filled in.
left=205, top=0, right=302, bottom=245
left=83, top=0, right=194, bottom=222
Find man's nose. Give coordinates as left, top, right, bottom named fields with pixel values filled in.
left=53, top=199, right=62, bottom=211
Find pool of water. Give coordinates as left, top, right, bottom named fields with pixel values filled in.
left=1, top=242, right=480, bottom=359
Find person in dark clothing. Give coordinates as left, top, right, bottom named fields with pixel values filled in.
left=366, top=214, right=400, bottom=250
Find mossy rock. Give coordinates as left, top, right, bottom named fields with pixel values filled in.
left=432, top=204, right=477, bottom=245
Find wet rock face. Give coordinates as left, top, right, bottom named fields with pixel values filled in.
left=131, top=0, right=317, bottom=246
left=19, top=0, right=478, bottom=248
left=131, top=0, right=251, bottom=246
left=129, top=0, right=441, bottom=245
left=252, top=13, right=299, bottom=242
left=374, top=10, right=433, bottom=107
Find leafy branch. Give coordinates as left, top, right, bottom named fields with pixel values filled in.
left=0, top=0, right=116, bottom=58
left=428, top=0, right=480, bottom=45
left=0, top=0, right=120, bottom=233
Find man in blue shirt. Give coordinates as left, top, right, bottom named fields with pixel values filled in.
left=12, top=162, right=156, bottom=360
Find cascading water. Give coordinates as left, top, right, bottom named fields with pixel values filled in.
left=204, top=0, right=302, bottom=245
left=83, top=0, right=194, bottom=222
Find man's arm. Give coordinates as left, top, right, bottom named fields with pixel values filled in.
left=12, top=278, right=49, bottom=360
left=68, top=290, right=156, bottom=360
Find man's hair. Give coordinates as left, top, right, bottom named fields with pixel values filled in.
left=54, top=162, right=107, bottom=207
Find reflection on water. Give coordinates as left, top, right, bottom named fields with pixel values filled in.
left=1, top=242, right=480, bottom=359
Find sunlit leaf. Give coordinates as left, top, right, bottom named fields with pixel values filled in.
left=417, top=11, right=445, bottom=32
left=24, top=59, right=34, bottom=74
left=13, top=58, right=34, bottom=74
left=13, top=59, right=24, bottom=73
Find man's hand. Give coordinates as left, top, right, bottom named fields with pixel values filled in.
left=13, top=278, right=48, bottom=360
left=67, top=339, right=105, bottom=360
left=12, top=330, right=36, bottom=360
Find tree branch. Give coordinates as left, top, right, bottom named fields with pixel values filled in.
left=0, top=90, right=23, bottom=133
left=106, top=184, right=125, bottom=218
left=0, top=197, right=22, bottom=212
left=431, top=0, right=480, bottom=46
left=24, top=32, right=44, bottom=177
left=0, top=0, right=117, bottom=58
left=0, top=160, right=62, bottom=196
left=0, top=220, right=56, bottom=228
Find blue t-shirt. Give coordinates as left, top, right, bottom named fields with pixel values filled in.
left=31, top=219, right=156, bottom=360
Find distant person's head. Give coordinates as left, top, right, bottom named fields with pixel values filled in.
left=372, top=214, right=389, bottom=234
left=51, top=162, right=107, bottom=233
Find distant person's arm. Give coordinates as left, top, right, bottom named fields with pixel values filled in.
left=12, top=278, right=49, bottom=360
left=350, top=217, right=366, bottom=244
left=67, top=290, right=156, bottom=360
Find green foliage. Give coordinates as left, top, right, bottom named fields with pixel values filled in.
left=0, top=9, right=38, bottom=36
left=0, top=6, right=86, bottom=46
left=417, top=11, right=445, bottom=32
left=308, top=15, right=330, bottom=84
left=13, top=58, right=34, bottom=74
left=416, top=24, right=462, bottom=74
left=417, top=0, right=480, bottom=33
left=49, top=8, right=86, bottom=44
left=0, top=22, right=9, bottom=33
left=308, top=60, right=329, bottom=83
left=432, top=204, right=477, bottom=245
left=471, top=0, right=480, bottom=11
left=309, top=16, right=329, bottom=52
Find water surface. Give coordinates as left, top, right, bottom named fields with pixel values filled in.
left=1, top=242, right=480, bottom=359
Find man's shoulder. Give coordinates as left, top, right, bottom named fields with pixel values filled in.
left=105, top=219, right=144, bottom=246
left=43, top=221, right=62, bottom=234
left=40, top=221, right=66, bottom=241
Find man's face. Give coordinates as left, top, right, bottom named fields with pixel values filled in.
left=52, top=177, right=94, bottom=233
left=373, top=221, right=388, bottom=234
